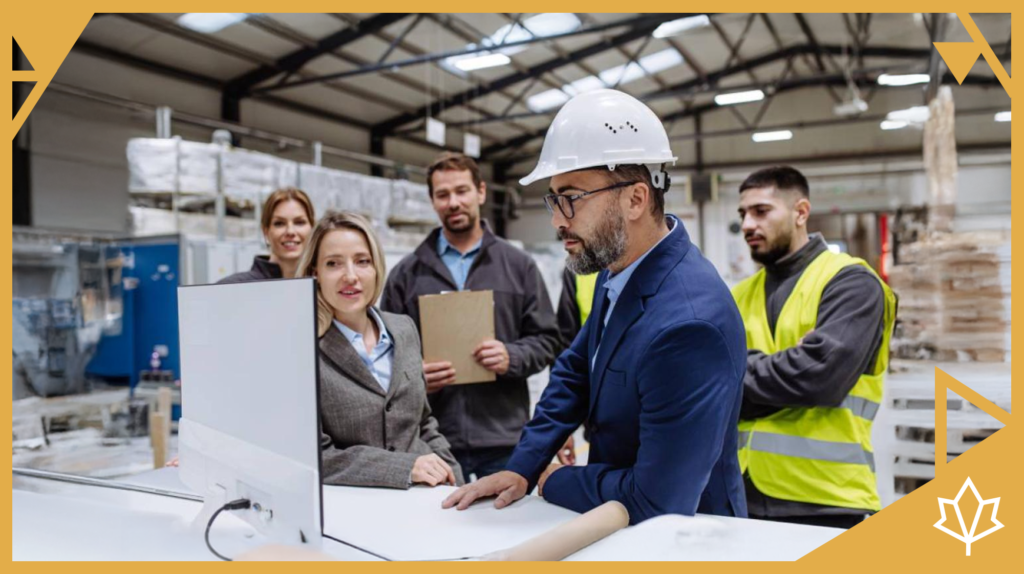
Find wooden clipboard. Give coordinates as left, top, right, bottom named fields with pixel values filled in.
left=418, top=290, right=496, bottom=385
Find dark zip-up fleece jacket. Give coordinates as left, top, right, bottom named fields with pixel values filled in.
left=218, top=256, right=282, bottom=284
left=381, top=224, right=562, bottom=451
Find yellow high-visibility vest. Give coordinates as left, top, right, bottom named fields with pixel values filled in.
left=575, top=272, right=599, bottom=326
left=732, top=249, right=896, bottom=511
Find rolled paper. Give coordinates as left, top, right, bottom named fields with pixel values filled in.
left=481, top=501, right=629, bottom=561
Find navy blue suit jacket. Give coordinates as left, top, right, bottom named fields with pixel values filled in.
left=506, top=216, right=748, bottom=524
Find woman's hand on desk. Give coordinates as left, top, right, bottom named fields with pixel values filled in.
left=423, top=361, right=456, bottom=393
left=441, top=471, right=528, bottom=511
left=412, top=453, right=457, bottom=486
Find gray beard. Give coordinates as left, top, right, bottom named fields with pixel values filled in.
left=565, top=208, right=627, bottom=275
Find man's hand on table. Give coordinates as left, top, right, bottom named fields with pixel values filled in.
left=441, top=470, right=528, bottom=510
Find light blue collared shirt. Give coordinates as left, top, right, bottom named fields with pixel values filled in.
left=592, top=218, right=677, bottom=369
left=437, top=232, right=482, bottom=290
left=333, top=308, right=394, bottom=393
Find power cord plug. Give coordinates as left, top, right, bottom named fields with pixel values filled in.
left=205, top=498, right=252, bottom=561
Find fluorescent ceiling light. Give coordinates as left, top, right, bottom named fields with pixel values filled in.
left=653, top=15, right=711, bottom=39
left=715, top=89, right=765, bottom=106
left=444, top=14, right=581, bottom=76
left=994, top=111, right=1011, bottom=122
left=877, top=73, right=930, bottom=86
left=527, top=89, right=571, bottom=112
left=752, top=130, right=793, bottom=143
left=487, top=13, right=581, bottom=55
left=521, top=13, right=581, bottom=38
left=880, top=120, right=909, bottom=130
left=542, top=48, right=685, bottom=108
left=564, top=75, right=605, bottom=96
left=177, top=13, right=247, bottom=33
left=599, top=62, right=647, bottom=87
left=638, top=49, right=685, bottom=75
left=452, top=53, right=511, bottom=72
left=886, top=106, right=930, bottom=124
left=597, top=49, right=684, bottom=87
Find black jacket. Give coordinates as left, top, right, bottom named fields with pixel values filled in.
left=381, top=225, right=562, bottom=451
left=218, top=256, right=282, bottom=284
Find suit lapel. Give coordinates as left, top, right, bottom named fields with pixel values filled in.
left=319, top=326, right=386, bottom=397
left=379, top=312, right=410, bottom=402
left=586, top=216, right=693, bottom=418
left=589, top=285, right=645, bottom=417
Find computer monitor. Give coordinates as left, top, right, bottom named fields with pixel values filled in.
left=176, top=278, right=322, bottom=550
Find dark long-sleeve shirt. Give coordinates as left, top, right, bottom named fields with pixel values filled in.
left=742, top=234, right=886, bottom=517
left=381, top=224, right=562, bottom=451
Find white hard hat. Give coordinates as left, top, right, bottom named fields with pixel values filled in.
left=519, top=89, right=677, bottom=188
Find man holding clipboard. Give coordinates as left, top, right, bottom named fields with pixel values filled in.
left=382, top=152, right=562, bottom=482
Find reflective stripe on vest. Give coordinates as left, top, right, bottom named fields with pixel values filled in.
left=575, top=272, right=599, bottom=326
left=738, top=431, right=876, bottom=472
left=732, top=249, right=896, bottom=512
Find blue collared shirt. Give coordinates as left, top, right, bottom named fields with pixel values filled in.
left=437, top=232, right=482, bottom=290
left=592, top=218, right=677, bottom=369
left=333, top=308, right=394, bottom=393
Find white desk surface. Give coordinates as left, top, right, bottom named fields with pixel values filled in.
left=15, top=468, right=842, bottom=561
left=12, top=473, right=375, bottom=561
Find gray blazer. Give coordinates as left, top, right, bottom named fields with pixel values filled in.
left=318, top=310, right=463, bottom=489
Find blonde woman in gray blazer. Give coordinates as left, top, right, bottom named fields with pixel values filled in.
left=297, top=211, right=463, bottom=489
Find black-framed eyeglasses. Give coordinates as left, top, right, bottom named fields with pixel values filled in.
left=543, top=181, right=638, bottom=220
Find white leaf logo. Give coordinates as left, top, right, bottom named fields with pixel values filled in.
left=934, top=477, right=1004, bottom=556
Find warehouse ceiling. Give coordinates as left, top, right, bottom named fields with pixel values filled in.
left=71, top=13, right=1011, bottom=182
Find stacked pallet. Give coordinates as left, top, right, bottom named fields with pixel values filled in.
left=873, top=361, right=1010, bottom=506
left=127, top=138, right=438, bottom=226
left=888, top=229, right=1011, bottom=362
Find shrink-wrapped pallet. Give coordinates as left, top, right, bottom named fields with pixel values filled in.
left=222, top=147, right=298, bottom=201
left=355, top=173, right=392, bottom=223
left=127, top=138, right=220, bottom=194
left=389, top=179, right=436, bottom=224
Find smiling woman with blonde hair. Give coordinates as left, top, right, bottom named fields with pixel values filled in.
left=219, top=187, right=315, bottom=283
left=296, top=211, right=463, bottom=489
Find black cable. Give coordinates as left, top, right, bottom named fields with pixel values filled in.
left=323, top=533, right=393, bottom=561
left=205, top=498, right=252, bottom=561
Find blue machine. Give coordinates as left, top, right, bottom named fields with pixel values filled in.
left=87, top=238, right=181, bottom=389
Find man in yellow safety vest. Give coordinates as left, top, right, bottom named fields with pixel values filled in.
left=557, top=270, right=599, bottom=348
left=732, top=166, right=896, bottom=529
left=553, top=269, right=599, bottom=466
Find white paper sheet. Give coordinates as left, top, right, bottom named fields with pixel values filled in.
left=321, top=484, right=580, bottom=561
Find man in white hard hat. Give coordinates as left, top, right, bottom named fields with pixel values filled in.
left=442, top=89, right=748, bottom=524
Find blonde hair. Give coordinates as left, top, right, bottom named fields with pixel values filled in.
left=296, top=211, right=387, bottom=337
left=261, top=188, right=315, bottom=232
